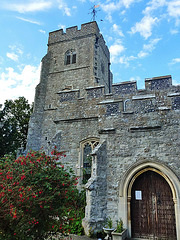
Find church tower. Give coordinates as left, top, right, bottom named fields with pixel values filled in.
left=47, top=21, right=111, bottom=99
left=26, top=21, right=112, bottom=152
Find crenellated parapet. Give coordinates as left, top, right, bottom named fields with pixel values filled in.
left=103, top=75, right=180, bottom=114
left=112, top=81, right=137, bottom=96
left=48, top=21, right=101, bottom=45
left=86, top=86, right=105, bottom=99
left=145, top=75, right=172, bottom=90
left=57, top=89, right=80, bottom=102
left=53, top=75, right=180, bottom=114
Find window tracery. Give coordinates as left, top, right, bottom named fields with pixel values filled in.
left=79, top=138, right=99, bottom=184
left=65, top=50, right=76, bottom=65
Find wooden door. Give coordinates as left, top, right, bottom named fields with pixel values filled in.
left=131, top=170, right=177, bottom=239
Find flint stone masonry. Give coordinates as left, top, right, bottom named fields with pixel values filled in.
left=86, top=86, right=105, bottom=99
left=172, top=96, right=180, bottom=110
left=145, top=75, right=172, bottom=90
left=112, top=81, right=137, bottom=95
left=26, top=21, right=180, bottom=239
left=58, top=89, right=80, bottom=102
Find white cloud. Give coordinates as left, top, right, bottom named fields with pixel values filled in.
left=138, top=38, right=161, bottom=58
left=112, top=24, right=124, bottom=37
left=101, top=2, right=121, bottom=23
left=0, top=64, right=41, bottom=104
left=101, top=0, right=137, bottom=12
left=130, top=76, right=141, bottom=81
left=138, top=51, right=148, bottom=58
left=16, top=16, right=41, bottom=25
left=6, top=52, right=19, bottom=62
left=170, top=58, right=180, bottom=65
left=170, top=29, right=179, bottom=34
left=109, top=41, right=126, bottom=63
left=6, top=45, right=24, bottom=62
left=130, top=76, right=144, bottom=88
left=114, top=38, right=160, bottom=67
left=100, top=0, right=138, bottom=22
left=119, top=55, right=137, bottom=67
left=131, top=15, right=158, bottom=39
left=3, top=1, right=52, bottom=13
left=101, top=2, right=120, bottom=12
left=105, top=14, right=113, bottom=23
left=58, top=24, right=66, bottom=31
left=107, top=36, right=113, bottom=42
left=64, top=7, right=71, bottom=16
left=122, top=0, right=138, bottom=8
left=121, top=10, right=126, bottom=15
left=172, top=79, right=180, bottom=85
left=168, top=0, right=180, bottom=18
left=58, top=0, right=71, bottom=16
left=143, top=38, right=161, bottom=50
left=143, top=0, right=180, bottom=26
left=39, top=29, right=46, bottom=34
left=9, top=45, right=23, bottom=55
left=143, top=0, right=167, bottom=14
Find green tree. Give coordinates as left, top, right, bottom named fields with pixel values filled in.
left=0, top=97, right=33, bottom=157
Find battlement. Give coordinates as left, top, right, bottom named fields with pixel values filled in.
left=48, top=21, right=100, bottom=45
left=145, top=75, right=172, bottom=90
left=111, top=75, right=179, bottom=95
left=54, top=75, right=180, bottom=114
left=55, top=75, right=179, bottom=100
left=112, top=81, right=137, bottom=95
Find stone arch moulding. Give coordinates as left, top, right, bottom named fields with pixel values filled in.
left=77, top=137, right=100, bottom=187
left=118, top=161, right=180, bottom=239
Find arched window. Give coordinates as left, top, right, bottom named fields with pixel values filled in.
left=72, top=51, right=76, bottom=64
left=65, top=51, right=71, bottom=65
left=79, top=138, right=99, bottom=184
left=65, top=50, right=76, bottom=65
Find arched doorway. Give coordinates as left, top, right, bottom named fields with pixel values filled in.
left=131, top=170, right=177, bottom=239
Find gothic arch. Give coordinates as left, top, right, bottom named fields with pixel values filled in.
left=118, top=161, right=180, bottom=239
left=77, top=137, right=100, bottom=186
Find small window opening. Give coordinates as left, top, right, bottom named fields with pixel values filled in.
left=95, top=78, right=99, bottom=83
left=95, top=37, right=99, bottom=44
left=65, top=50, right=76, bottom=65
left=66, top=52, right=71, bottom=65
left=72, top=52, right=76, bottom=64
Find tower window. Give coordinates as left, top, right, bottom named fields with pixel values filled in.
left=66, top=52, right=71, bottom=65
left=72, top=52, right=76, bottom=64
left=65, top=50, right=76, bottom=65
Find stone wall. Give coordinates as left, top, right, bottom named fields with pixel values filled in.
left=26, top=21, right=180, bottom=239
left=27, top=72, right=180, bottom=236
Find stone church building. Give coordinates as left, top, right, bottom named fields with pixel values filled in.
left=26, top=21, right=180, bottom=239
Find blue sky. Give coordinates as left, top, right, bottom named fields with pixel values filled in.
left=0, top=0, right=180, bottom=104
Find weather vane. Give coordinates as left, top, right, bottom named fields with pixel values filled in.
left=89, top=5, right=100, bottom=21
